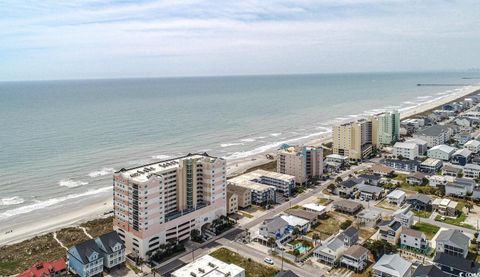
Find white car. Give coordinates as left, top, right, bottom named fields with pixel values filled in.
left=264, top=257, right=274, bottom=265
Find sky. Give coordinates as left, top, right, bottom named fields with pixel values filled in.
left=1, top=0, right=480, bottom=81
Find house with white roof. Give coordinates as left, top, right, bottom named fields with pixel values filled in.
left=405, top=138, right=428, bottom=155
left=280, top=215, right=311, bottom=234
left=301, top=203, right=327, bottom=216
left=372, top=254, right=412, bottom=277
left=463, top=163, right=480, bottom=179
left=428, top=175, right=455, bottom=187
left=465, top=140, right=480, bottom=153
left=432, top=198, right=458, bottom=216
left=393, top=142, right=419, bottom=160
left=451, top=148, right=472, bottom=166
left=171, top=255, right=245, bottom=277
left=445, top=178, right=475, bottom=197
left=427, top=145, right=456, bottom=161
left=386, top=190, right=406, bottom=206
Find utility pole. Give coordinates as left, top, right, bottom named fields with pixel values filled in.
left=281, top=248, right=284, bottom=272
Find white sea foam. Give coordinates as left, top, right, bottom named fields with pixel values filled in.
left=59, top=179, right=88, bottom=188
left=220, top=142, right=244, bottom=147
left=257, top=136, right=266, bottom=139
left=151, top=154, right=171, bottom=160
left=88, top=168, right=115, bottom=178
left=0, top=196, right=25, bottom=206
left=240, top=138, right=256, bottom=142
left=0, top=187, right=112, bottom=220
left=270, top=133, right=281, bottom=137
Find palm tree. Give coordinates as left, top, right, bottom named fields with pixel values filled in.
left=267, top=237, right=276, bottom=249
left=312, top=233, right=320, bottom=247
left=465, top=202, right=473, bottom=214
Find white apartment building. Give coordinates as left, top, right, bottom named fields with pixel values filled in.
left=464, top=163, right=480, bottom=179
left=230, top=169, right=295, bottom=197
left=113, top=153, right=227, bottom=259
left=413, top=125, right=451, bottom=147
left=464, top=140, right=480, bottom=153
left=427, top=145, right=456, bottom=161
left=277, top=144, right=323, bottom=184
left=405, top=138, right=428, bottom=155
left=393, top=142, right=419, bottom=160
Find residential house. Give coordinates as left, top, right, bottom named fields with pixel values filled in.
left=419, top=158, right=443, bottom=173
left=384, top=159, right=420, bottom=172
left=226, top=191, right=238, bottom=214
left=325, top=154, right=349, bottom=169
left=259, top=216, right=290, bottom=244
left=378, top=220, right=403, bottom=244
left=358, top=174, right=383, bottom=186
left=412, top=265, right=448, bottom=277
left=432, top=198, right=458, bottom=217
left=451, top=148, right=473, bottom=166
left=393, top=206, right=414, bottom=228
left=94, top=231, right=125, bottom=271
left=301, top=203, right=327, bottom=217
left=227, top=185, right=252, bottom=209
left=370, top=164, right=394, bottom=176
left=445, top=178, right=475, bottom=197
left=434, top=253, right=479, bottom=277
left=340, top=245, right=369, bottom=273
left=171, top=254, right=245, bottom=277
left=406, top=172, right=426, bottom=185
left=338, top=226, right=359, bottom=247
left=473, top=188, right=480, bottom=200
left=413, top=125, right=451, bottom=147
left=357, top=184, right=383, bottom=200
left=333, top=200, right=363, bottom=215
left=285, top=209, right=320, bottom=225
left=280, top=215, right=311, bottom=234
left=393, top=142, right=419, bottom=160
left=442, top=164, right=463, bottom=177
left=335, top=178, right=363, bottom=198
left=428, top=175, right=455, bottom=188
left=67, top=239, right=104, bottom=277
left=463, top=163, right=480, bottom=179
left=406, top=193, right=432, bottom=211
left=314, top=236, right=347, bottom=266
left=372, top=254, right=412, bottom=277
left=386, top=190, right=406, bottom=206
left=18, top=259, right=67, bottom=277
left=435, top=229, right=470, bottom=258
left=400, top=228, right=429, bottom=254
left=455, top=117, right=474, bottom=127
left=427, top=145, right=456, bottom=161
left=356, top=209, right=381, bottom=228
left=454, top=131, right=472, bottom=145
left=464, top=140, right=480, bottom=153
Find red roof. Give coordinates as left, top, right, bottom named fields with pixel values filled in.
left=17, top=258, right=66, bottom=277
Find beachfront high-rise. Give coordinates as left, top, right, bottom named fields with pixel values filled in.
left=332, top=119, right=373, bottom=161
left=113, top=153, right=226, bottom=259
left=371, top=110, right=400, bottom=146
left=277, top=144, right=324, bottom=184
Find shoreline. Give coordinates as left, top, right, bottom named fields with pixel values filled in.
left=1, top=85, right=480, bottom=246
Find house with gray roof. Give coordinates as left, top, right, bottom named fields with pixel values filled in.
left=451, top=148, right=473, bottom=166
left=446, top=177, right=475, bottom=197
left=94, top=231, right=126, bottom=270
left=357, top=184, right=384, bottom=200
left=338, top=226, right=358, bottom=247
left=442, top=164, right=463, bottom=177
left=333, top=199, right=363, bottom=215
left=434, top=253, right=480, bottom=277
left=406, top=193, right=432, bottom=211
left=435, top=229, right=470, bottom=258
left=463, top=163, right=480, bottom=179
left=314, top=236, right=347, bottom=266
left=413, top=125, right=451, bottom=147
left=67, top=239, right=104, bottom=277
left=412, top=265, right=448, bottom=277
left=259, top=216, right=290, bottom=244
left=335, top=178, right=363, bottom=198
left=340, top=245, right=369, bottom=273
left=372, top=254, right=412, bottom=277
left=357, top=209, right=381, bottom=228
left=378, top=220, right=403, bottom=244
left=400, top=228, right=429, bottom=254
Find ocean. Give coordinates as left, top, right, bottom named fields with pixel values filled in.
left=0, top=71, right=477, bottom=230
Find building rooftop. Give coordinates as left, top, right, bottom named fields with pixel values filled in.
left=429, top=144, right=456, bottom=154
left=387, top=190, right=406, bottom=199
left=412, top=264, right=448, bottom=277
left=394, top=142, right=417, bottom=150
left=436, top=229, right=470, bottom=248
left=434, top=253, right=479, bottom=274
left=96, top=231, right=125, bottom=254
left=406, top=138, right=428, bottom=145
left=421, top=158, right=442, bottom=167
left=171, top=255, right=245, bottom=277
left=333, top=199, right=362, bottom=211
left=465, top=140, right=480, bottom=148
left=285, top=209, right=318, bottom=221
left=406, top=193, right=431, bottom=204
left=262, top=216, right=289, bottom=233
left=464, top=163, right=480, bottom=170
left=280, top=215, right=310, bottom=227
left=370, top=164, right=394, bottom=174
left=415, top=125, right=450, bottom=137
left=228, top=179, right=275, bottom=192
left=357, top=184, right=383, bottom=194
left=357, top=209, right=381, bottom=220
left=326, top=154, right=348, bottom=160
left=229, top=169, right=295, bottom=186
left=301, top=203, right=326, bottom=213
left=342, top=245, right=369, bottom=259
left=68, top=239, right=101, bottom=264
left=402, top=228, right=424, bottom=239
left=453, top=148, right=472, bottom=157
left=373, top=254, right=412, bottom=277
left=17, top=259, right=66, bottom=277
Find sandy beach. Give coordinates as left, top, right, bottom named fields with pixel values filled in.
left=1, top=85, right=480, bottom=246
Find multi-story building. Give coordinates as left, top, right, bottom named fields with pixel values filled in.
left=393, top=142, right=419, bottom=160
left=227, top=185, right=251, bottom=208
left=226, top=191, right=238, bottom=214
left=413, top=125, right=451, bottom=147
left=451, top=148, right=472, bottom=166
left=113, top=153, right=227, bottom=259
left=333, top=119, right=373, bottom=161
left=436, top=229, right=470, bottom=258
left=445, top=178, right=475, bottom=197
left=67, top=240, right=104, bottom=277
left=427, top=145, right=456, bottom=161
left=400, top=228, right=429, bottom=254
left=340, top=245, right=369, bottom=273
left=171, top=254, right=245, bottom=277
left=372, top=110, right=401, bottom=146
left=464, top=140, right=480, bottom=153
left=372, top=254, right=412, bottom=277
left=405, top=138, right=428, bottom=155
left=95, top=231, right=126, bottom=270
left=277, top=144, right=324, bottom=184
left=419, top=158, right=443, bottom=173
left=230, top=169, right=295, bottom=197
left=463, top=163, right=480, bottom=179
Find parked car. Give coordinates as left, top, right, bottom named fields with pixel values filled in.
left=264, top=257, right=274, bottom=265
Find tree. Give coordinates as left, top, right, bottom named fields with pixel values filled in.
left=191, top=229, right=201, bottom=242
left=293, top=249, right=300, bottom=256
left=363, top=240, right=397, bottom=260
left=327, top=183, right=336, bottom=192
left=267, top=237, right=276, bottom=248
left=340, top=220, right=353, bottom=230
left=335, top=176, right=343, bottom=183
left=292, top=227, right=301, bottom=236
left=465, top=202, right=474, bottom=213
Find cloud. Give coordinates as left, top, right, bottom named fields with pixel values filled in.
left=1, top=0, right=480, bottom=80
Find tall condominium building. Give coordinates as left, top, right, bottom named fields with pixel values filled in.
left=371, top=110, right=400, bottom=146
left=113, top=153, right=226, bottom=259
left=332, top=119, right=373, bottom=161
left=277, top=144, right=324, bottom=184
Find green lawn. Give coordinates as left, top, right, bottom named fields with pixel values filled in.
left=317, top=197, right=333, bottom=205
left=413, top=210, right=432, bottom=218
left=435, top=213, right=475, bottom=230
left=412, top=222, right=440, bottom=240
left=210, top=248, right=278, bottom=277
